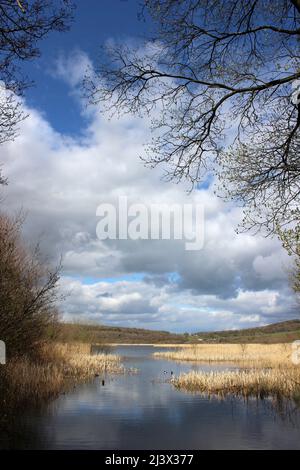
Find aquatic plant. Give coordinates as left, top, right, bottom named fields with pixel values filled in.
left=0, top=342, right=124, bottom=409
left=154, top=343, right=294, bottom=368
left=172, top=367, right=300, bottom=400
left=157, top=343, right=300, bottom=399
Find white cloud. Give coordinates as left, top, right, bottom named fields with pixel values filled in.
left=0, top=51, right=297, bottom=332
left=53, top=49, right=93, bottom=89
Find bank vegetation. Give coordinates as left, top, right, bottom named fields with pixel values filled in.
left=155, top=344, right=300, bottom=400
left=0, top=213, right=123, bottom=411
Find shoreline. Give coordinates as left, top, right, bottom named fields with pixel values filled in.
left=0, top=342, right=124, bottom=412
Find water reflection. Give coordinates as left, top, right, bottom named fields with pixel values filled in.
left=1, top=345, right=300, bottom=449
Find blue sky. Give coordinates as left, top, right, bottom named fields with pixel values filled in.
left=1, top=1, right=297, bottom=332
left=21, top=0, right=151, bottom=136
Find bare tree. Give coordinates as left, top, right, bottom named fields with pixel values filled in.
left=85, top=0, right=300, bottom=245
left=0, top=165, right=7, bottom=186
left=0, top=0, right=74, bottom=146
left=0, top=86, right=24, bottom=147
left=291, top=251, right=300, bottom=293
left=219, top=101, right=300, bottom=248
left=0, top=212, right=62, bottom=359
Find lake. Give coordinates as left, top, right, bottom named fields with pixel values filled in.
left=1, top=345, right=300, bottom=449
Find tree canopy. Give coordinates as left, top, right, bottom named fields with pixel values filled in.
left=0, top=0, right=74, bottom=148
left=86, top=0, right=300, bottom=248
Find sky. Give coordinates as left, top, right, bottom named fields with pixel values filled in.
left=0, top=1, right=298, bottom=332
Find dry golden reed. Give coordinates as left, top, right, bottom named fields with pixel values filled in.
left=154, top=343, right=293, bottom=367
left=172, top=367, right=300, bottom=399
left=1, top=342, right=124, bottom=407
left=52, top=342, right=124, bottom=378
left=155, top=343, right=300, bottom=399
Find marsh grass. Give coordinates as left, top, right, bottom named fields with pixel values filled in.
left=155, top=343, right=300, bottom=399
left=0, top=342, right=124, bottom=409
left=154, top=343, right=293, bottom=367
left=172, top=367, right=300, bottom=399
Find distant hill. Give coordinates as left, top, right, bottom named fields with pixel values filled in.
left=51, top=319, right=300, bottom=345
left=192, top=319, right=300, bottom=344
left=54, top=322, right=185, bottom=344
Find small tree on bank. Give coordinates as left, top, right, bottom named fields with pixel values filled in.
left=0, top=212, right=62, bottom=359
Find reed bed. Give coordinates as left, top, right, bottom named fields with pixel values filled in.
left=172, top=367, right=300, bottom=399
left=154, top=343, right=293, bottom=368
left=155, top=343, right=300, bottom=399
left=53, top=342, right=124, bottom=378
left=0, top=342, right=124, bottom=409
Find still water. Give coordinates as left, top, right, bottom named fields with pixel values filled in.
left=2, top=346, right=300, bottom=449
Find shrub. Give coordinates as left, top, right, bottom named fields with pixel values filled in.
left=0, top=212, right=61, bottom=359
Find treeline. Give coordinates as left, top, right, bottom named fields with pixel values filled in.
left=52, top=322, right=186, bottom=345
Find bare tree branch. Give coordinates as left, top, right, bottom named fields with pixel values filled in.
left=85, top=0, right=300, bottom=246
left=0, top=0, right=74, bottom=146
